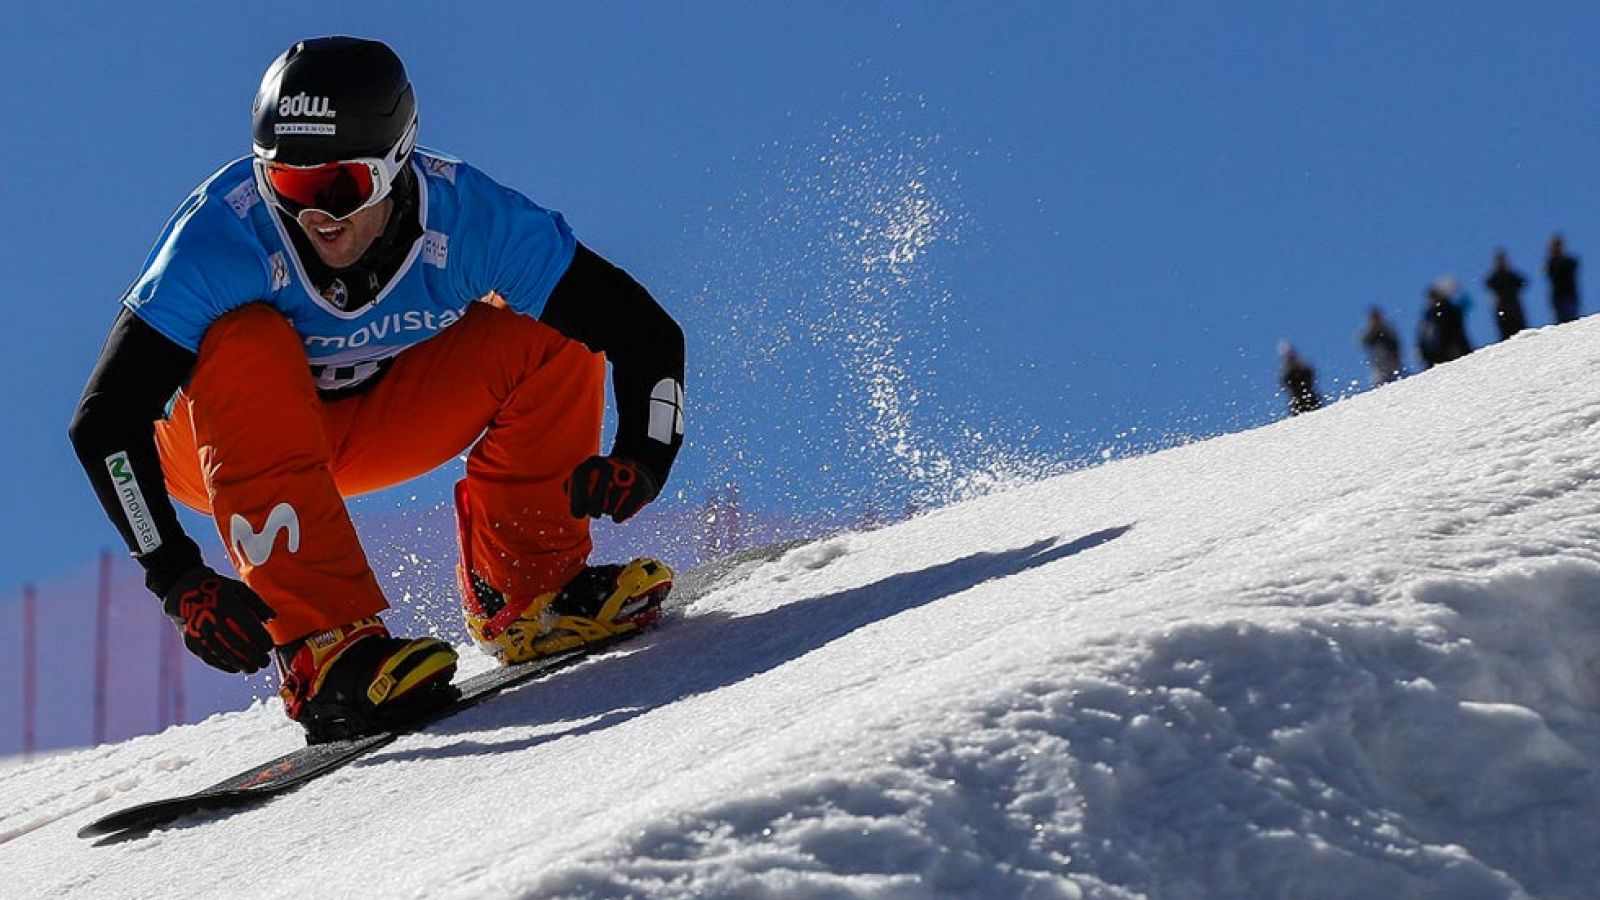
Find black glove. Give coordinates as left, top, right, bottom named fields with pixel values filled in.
left=567, top=455, right=659, bottom=523
left=161, top=565, right=277, bottom=674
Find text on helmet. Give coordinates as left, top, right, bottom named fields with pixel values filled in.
left=278, top=93, right=338, bottom=119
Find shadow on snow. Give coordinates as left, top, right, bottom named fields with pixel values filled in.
left=364, top=525, right=1133, bottom=766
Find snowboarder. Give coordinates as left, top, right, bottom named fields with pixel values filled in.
left=1483, top=249, right=1528, bottom=340
left=1546, top=233, right=1581, bottom=324
left=1358, top=307, right=1403, bottom=386
left=1277, top=343, right=1323, bottom=416
left=68, top=37, right=684, bottom=742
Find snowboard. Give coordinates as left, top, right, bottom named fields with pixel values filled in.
left=78, top=630, right=641, bottom=840
left=78, top=538, right=810, bottom=842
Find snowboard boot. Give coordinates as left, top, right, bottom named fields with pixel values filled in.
left=462, top=559, right=674, bottom=664
left=276, top=617, right=460, bottom=744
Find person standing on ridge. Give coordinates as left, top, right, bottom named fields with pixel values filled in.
left=68, top=37, right=686, bottom=743
left=1358, top=307, right=1404, bottom=386
left=1417, top=281, right=1472, bottom=369
left=1483, top=249, right=1528, bottom=340
left=1277, top=343, right=1323, bottom=416
left=1546, top=233, right=1581, bottom=323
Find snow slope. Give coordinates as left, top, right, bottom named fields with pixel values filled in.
left=8, top=319, right=1600, bottom=899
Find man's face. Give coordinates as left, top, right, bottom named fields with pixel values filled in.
left=295, top=198, right=392, bottom=269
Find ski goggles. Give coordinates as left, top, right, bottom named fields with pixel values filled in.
left=253, top=153, right=403, bottom=221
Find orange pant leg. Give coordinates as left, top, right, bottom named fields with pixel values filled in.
left=154, top=304, right=388, bottom=644
left=330, top=303, right=605, bottom=604
left=156, top=302, right=606, bottom=644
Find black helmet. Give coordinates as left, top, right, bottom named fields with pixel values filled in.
left=252, top=36, right=417, bottom=166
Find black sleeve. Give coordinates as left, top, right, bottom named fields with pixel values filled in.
left=68, top=308, right=205, bottom=597
left=540, top=243, right=685, bottom=487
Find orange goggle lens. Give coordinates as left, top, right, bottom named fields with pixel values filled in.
left=262, top=161, right=378, bottom=219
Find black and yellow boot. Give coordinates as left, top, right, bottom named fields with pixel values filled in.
left=462, top=559, right=673, bottom=664
left=276, top=617, right=459, bottom=743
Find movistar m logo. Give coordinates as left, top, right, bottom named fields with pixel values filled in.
left=105, top=451, right=161, bottom=555
left=229, top=503, right=301, bottom=567
left=278, top=93, right=336, bottom=118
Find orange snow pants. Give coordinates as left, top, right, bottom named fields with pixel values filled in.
left=153, top=301, right=605, bottom=645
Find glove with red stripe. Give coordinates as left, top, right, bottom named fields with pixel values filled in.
left=161, top=565, right=277, bottom=674
left=567, top=455, right=659, bottom=523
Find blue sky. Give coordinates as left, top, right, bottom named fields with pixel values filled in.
left=4, top=2, right=1599, bottom=593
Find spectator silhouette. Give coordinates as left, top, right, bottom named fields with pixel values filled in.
left=1546, top=233, right=1580, bottom=323
left=1417, top=281, right=1472, bottom=369
left=1359, top=307, right=1403, bottom=386
left=1483, top=249, right=1528, bottom=340
left=1278, top=343, right=1323, bottom=416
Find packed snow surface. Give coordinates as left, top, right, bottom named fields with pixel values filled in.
left=9, top=319, right=1600, bottom=899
